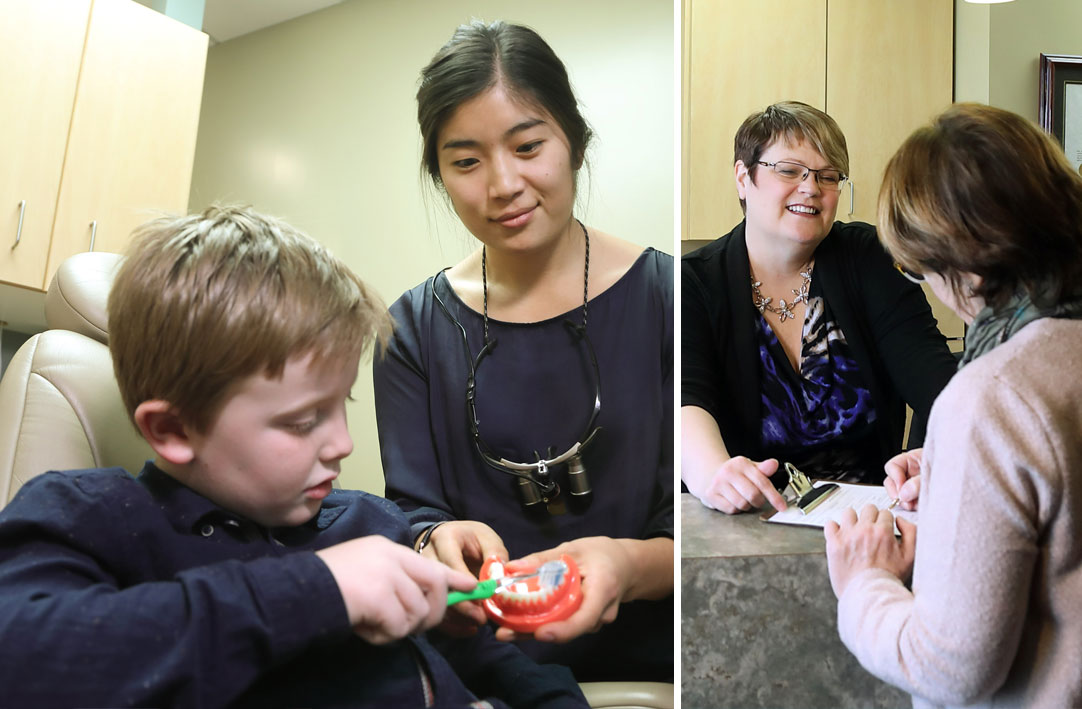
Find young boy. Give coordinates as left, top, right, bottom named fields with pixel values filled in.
left=0, top=206, right=587, bottom=708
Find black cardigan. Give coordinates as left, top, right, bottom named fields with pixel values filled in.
left=682, top=220, right=957, bottom=472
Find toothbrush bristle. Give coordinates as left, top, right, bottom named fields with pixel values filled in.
left=537, top=560, right=567, bottom=589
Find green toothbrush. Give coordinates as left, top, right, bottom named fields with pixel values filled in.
left=447, top=560, right=567, bottom=606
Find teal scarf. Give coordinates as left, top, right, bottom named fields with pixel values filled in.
left=960, top=291, right=1082, bottom=368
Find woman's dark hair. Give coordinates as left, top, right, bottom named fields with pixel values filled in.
left=417, top=20, right=592, bottom=190
left=878, top=103, right=1082, bottom=311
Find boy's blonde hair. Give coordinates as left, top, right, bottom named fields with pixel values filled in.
left=108, top=205, right=392, bottom=432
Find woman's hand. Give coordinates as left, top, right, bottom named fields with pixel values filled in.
left=493, top=536, right=672, bottom=644
left=824, top=505, right=916, bottom=598
left=884, top=448, right=923, bottom=511
left=686, top=456, right=788, bottom=514
left=419, top=519, right=509, bottom=575
left=681, top=406, right=786, bottom=513
left=420, top=520, right=509, bottom=634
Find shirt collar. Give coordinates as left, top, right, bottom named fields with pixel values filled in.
left=136, top=461, right=347, bottom=542
left=137, top=462, right=226, bottom=526
left=136, top=461, right=269, bottom=543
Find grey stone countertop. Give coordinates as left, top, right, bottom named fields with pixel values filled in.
left=682, top=491, right=828, bottom=559
left=680, top=493, right=910, bottom=709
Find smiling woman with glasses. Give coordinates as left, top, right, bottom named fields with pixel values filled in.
left=682, top=101, right=958, bottom=515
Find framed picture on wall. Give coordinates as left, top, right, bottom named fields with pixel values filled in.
left=1039, top=53, right=1082, bottom=174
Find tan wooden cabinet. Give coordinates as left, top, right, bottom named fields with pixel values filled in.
left=684, top=0, right=827, bottom=242
left=0, top=0, right=91, bottom=290
left=826, top=0, right=954, bottom=225
left=683, top=0, right=954, bottom=240
left=0, top=0, right=207, bottom=298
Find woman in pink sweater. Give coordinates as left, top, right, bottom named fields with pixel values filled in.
left=824, top=103, right=1082, bottom=708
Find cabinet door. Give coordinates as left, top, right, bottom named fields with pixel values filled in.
left=684, top=0, right=826, bottom=240
left=826, top=0, right=953, bottom=225
left=46, top=0, right=207, bottom=283
left=0, top=0, right=91, bottom=289
left=827, top=0, right=962, bottom=341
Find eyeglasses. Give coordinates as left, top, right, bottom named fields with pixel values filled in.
left=893, top=262, right=925, bottom=284
left=757, top=160, right=847, bottom=191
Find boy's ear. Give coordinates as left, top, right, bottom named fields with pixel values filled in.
left=133, top=400, right=195, bottom=465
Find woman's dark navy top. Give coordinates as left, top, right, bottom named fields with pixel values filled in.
left=374, top=248, right=674, bottom=682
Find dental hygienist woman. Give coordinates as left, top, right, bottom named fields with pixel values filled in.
left=372, top=21, right=673, bottom=683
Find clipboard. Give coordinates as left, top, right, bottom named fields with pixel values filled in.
left=760, top=463, right=918, bottom=532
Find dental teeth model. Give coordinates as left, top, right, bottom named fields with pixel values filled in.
left=451, top=554, right=583, bottom=633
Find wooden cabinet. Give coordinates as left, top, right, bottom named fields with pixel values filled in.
left=826, top=0, right=954, bottom=224
left=0, top=0, right=207, bottom=300
left=684, top=0, right=826, bottom=242
left=0, top=0, right=91, bottom=291
left=683, top=0, right=954, bottom=239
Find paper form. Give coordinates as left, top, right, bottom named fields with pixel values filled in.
left=762, top=481, right=918, bottom=532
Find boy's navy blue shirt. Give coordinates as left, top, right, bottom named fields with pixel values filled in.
left=0, top=462, right=586, bottom=708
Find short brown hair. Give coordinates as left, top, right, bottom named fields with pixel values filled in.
left=733, top=101, right=849, bottom=212
left=108, top=205, right=392, bottom=432
left=878, top=103, right=1082, bottom=311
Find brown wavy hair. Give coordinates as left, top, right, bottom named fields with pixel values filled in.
left=878, top=103, right=1082, bottom=311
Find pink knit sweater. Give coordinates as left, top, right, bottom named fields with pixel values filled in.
left=837, top=317, right=1082, bottom=708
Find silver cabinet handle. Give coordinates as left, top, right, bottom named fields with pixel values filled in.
left=848, top=181, right=855, bottom=218
left=12, top=200, right=26, bottom=250
left=89, top=220, right=98, bottom=252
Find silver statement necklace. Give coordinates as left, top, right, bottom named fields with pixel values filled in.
left=481, top=218, right=590, bottom=344
left=750, top=263, right=813, bottom=323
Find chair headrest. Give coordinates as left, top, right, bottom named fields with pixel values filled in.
left=44, top=252, right=122, bottom=345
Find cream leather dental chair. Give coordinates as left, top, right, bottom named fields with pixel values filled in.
left=0, top=251, right=150, bottom=508
left=579, top=681, right=673, bottom=709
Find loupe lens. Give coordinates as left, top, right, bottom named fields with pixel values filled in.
left=516, top=477, right=544, bottom=508
left=567, top=455, right=591, bottom=496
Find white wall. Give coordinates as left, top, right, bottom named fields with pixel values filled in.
left=954, top=0, right=990, bottom=104
left=988, top=0, right=1082, bottom=122
left=188, top=0, right=675, bottom=493
left=955, top=0, right=1082, bottom=120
